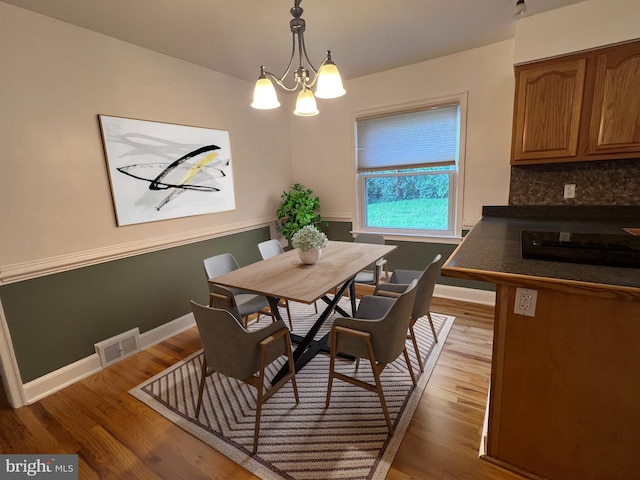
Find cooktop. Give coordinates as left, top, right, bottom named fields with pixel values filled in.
left=521, top=231, right=640, bottom=268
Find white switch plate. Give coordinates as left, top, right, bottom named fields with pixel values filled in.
left=514, top=288, right=538, bottom=317
left=564, top=183, right=576, bottom=199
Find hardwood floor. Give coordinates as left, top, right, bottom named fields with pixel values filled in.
left=0, top=298, right=524, bottom=480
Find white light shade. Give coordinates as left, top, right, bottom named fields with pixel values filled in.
left=251, top=77, right=281, bottom=109
left=315, top=62, right=346, bottom=99
left=294, top=88, right=319, bottom=116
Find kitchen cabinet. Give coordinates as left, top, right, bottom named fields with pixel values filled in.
left=588, top=41, right=640, bottom=156
left=511, top=39, right=640, bottom=165
left=441, top=206, right=640, bottom=480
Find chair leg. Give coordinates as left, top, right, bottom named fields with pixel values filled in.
left=360, top=335, right=393, bottom=434
left=427, top=311, right=438, bottom=343
left=403, top=346, right=417, bottom=387
left=328, top=326, right=394, bottom=434
left=313, top=301, right=318, bottom=314
left=408, top=318, right=424, bottom=372
left=325, top=330, right=338, bottom=408
left=253, top=346, right=268, bottom=454
left=369, top=357, right=393, bottom=435
left=195, top=355, right=208, bottom=416
left=284, top=300, right=293, bottom=330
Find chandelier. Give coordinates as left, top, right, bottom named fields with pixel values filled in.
left=514, top=0, right=527, bottom=16
left=251, top=0, right=346, bottom=116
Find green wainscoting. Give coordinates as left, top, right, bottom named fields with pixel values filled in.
left=0, top=228, right=270, bottom=382
left=1, top=222, right=491, bottom=384
left=323, top=221, right=494, bottom=292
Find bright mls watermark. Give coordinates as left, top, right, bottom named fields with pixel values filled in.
left=0, top=455, right=77, bottom=479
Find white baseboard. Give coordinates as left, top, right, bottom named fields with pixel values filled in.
left=20, top=287, right=490, bottom=405
left=23, top=355, right=103, bottom=405
left=22, top=313, right=196, bottom=405
left=138, top=313, right=195, bottom=350
left=479, top=389, right=491, bottom=457
left=434, top=284, right=496, bottom=306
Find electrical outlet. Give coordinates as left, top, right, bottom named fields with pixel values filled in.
left=514, top=287, right=538, bottom=317
left=564, top=183, right=576, bottom=199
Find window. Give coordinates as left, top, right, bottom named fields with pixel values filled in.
left=355, top=95, right=466, bottom=239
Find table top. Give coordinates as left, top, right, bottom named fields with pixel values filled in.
left=209, top=241, right=396, bottom=303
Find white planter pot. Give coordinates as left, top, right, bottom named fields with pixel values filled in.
left=298, top=248, right=321, bottom=265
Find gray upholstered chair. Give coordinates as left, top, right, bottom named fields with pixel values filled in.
left=257, top=239, right=293, bottom=328
left=353, top=233, right=387, bottom=285
left=203, top=253, right=271, bottom=326
left=191, top=301, right=299, bottom=454
left=258, top=239, right=319, bottom=328
left=325, top=280, right=418, bottom=434
left=374, top=254, right=442, bottom=372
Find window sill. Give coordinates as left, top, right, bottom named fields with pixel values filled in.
left=351, top=230, right=462, bottom=245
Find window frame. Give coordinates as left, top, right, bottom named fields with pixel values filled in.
left=353, top=93, right=467, bottom=242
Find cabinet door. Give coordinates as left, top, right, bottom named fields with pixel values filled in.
left=512, top=59, right=586, bottom=163
left=588, top=43, right=640, bottom=155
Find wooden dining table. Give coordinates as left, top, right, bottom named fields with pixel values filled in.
left=209, top=240, right=396, bottom=383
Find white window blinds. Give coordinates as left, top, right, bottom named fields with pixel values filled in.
left=357, top=104, right=459, bottom=172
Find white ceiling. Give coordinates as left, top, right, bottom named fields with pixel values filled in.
left=2, top=0, right=587, bottom=82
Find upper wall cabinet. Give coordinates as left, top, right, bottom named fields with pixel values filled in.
left=511, top=40, right=640, bottom=165
left=588, top=42, right=640, bottom=156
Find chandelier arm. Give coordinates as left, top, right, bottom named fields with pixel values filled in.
left=265, top=32, right=302, bottom=91
left=299, top=32, right=318, bottom=75
left=276, top=32, right=298, bottom=85
left=305, top=57, right=328, bottom=89
left=262, top=70, right=299, bottom=93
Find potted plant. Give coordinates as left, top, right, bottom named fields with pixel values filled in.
left=291, top=225, right=328, bottom=264
left=276, top=183, right=324, bottom=241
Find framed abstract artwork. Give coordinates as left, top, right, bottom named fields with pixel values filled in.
left=98, top=115, right=236, bottom=226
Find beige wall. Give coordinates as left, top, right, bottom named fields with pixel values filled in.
left=2, top=0, right=637, bottom=276
left=0, top=3, right=292, bottom=275
left=289, top=40, right=516, bottom=227
left=287, top=0, right=640, bottom=229
left=514, top=0, right=640, bottom=63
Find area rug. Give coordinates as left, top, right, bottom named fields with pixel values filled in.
left=130, top=298, right=455, bottom=480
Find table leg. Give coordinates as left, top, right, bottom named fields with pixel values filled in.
left=267, top=296, right=284, bottom=323
left=271, top=278, right=354, bottom=385
left=349, top=281, right=356, bottom=316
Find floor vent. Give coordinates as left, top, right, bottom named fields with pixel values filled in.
left=95, top=328, right=141, bottom=367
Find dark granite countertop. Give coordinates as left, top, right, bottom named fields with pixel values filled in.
left=443, top=206, right=640, bottom=290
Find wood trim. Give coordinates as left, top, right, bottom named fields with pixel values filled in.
left=0, top=300, right=26, bottom=408
left=486, top=284, right=509, bottom=458
left=481, top=454, right=549, bottom=480
left=0, top=218, right=274, bottom=285
left=441, top=265, right=640, bottom=300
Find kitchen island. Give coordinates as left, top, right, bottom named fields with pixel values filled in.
left=442, top=206, right=640, bottom=480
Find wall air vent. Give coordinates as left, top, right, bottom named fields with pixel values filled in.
left=95, top=327, right=141, bottom=367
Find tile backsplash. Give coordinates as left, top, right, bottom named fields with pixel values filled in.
left=509, top=158, right=640, bottom=206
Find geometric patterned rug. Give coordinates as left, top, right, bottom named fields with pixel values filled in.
left=130, top=297, right=455, bottom=480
